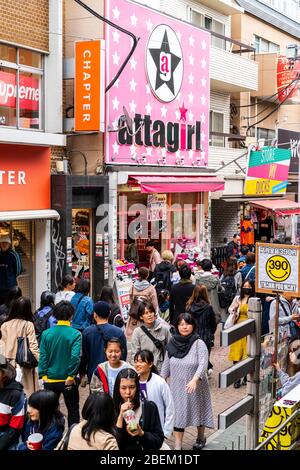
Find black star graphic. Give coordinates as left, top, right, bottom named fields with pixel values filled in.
left=149, top=30, right=181, bottom=96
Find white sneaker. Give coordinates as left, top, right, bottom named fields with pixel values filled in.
left=207, top=368, right=213, bottom=377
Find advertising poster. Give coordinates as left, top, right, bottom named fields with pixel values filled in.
left=256, top=243, right=300, bottom=295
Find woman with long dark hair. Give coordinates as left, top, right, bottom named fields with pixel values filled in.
left=161, top=313, right=213, bottom=451
left=134, top=350, right=174, bottom=440
left=227, top=279, right=255, bottom=388
left=99, top=286, right=124, bottom=328
left=59, top=393, right=118, bottom=450
left=186, top=284, right=217, bottom=373
left=0, top=286, right=22, bottom=326
left=113, top=368, right=164, bottom=451
left=0, top=296, right=39, bottom=397
left=17, top=389, right=64, bottom=450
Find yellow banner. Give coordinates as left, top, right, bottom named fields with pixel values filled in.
left=244, top=179, right=286, bottom=196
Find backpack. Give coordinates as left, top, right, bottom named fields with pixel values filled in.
left=218, top=275, right=236, bottom=309
left=33, top=307, right=53, bottom=344
left=154, top=270, right=171, bottom=294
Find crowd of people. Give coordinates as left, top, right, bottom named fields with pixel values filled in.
left=0, top=235, right=300, bottom=451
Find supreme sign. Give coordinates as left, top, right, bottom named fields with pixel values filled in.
left=74, top=40, right=105, bottom=132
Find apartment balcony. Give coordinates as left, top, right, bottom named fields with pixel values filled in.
left=210, top=33, right=258, bottom=93
left=208, top=133, right=248, bottom=178
left=194, top=0, right=243, bottom=15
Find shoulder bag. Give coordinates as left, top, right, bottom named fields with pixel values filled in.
left=16, top=322, right=38, bottom=369
left=56, top=423, right=77, bottom=450
left=140, top=325, right=164, bottom=352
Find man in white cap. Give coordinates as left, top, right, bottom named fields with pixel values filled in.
left=0, top=235, right=22, bottom=305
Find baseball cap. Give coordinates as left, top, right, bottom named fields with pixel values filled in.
left=0, top=235, right=11, bottom=244
left=94, top=301, right=110, bottom=319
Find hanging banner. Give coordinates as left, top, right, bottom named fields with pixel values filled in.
left=244, top=146, right=291, bottom=196
left=74, top=39, right=105, bottom=132
left=256, top=242, right=300, bottom=295
left=147, top=194, right=167, bottom=222
left=277, top=55, right=300, bottom=103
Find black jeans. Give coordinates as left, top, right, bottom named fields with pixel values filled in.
left=44, top=380, right=80, bottom=427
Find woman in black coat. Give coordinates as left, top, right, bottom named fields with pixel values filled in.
left=113, top=368, right=164, bottom=451
left=186, top=284, right=217, bottom=372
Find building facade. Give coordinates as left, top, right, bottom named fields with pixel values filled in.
left=0, top=0, right=65, bottom=308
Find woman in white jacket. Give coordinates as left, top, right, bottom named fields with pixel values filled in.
left=134, top=349, right=174, bottom=440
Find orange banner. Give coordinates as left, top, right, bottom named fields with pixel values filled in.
left=75, top=40, right=104, bottom=132
left=0, top=145, right=50, bottom=211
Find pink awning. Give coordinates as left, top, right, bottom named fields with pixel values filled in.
left=128, top=175, right=225, bottom=193
left=249, top=199, right=300, bottom=216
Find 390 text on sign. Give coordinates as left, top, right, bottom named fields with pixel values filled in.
left=255, top=242, right=300, bottom=296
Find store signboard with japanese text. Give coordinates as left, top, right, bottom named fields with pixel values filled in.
left=244, top=146, right=291, bottom=196
left=105, top=0, right=210, bottom=167
left=256, top=242, right=300, bottom=295
left=277, top=55, right=300, bottom=103
left=74, top=40, right=105, bottom=132
left=147, top=194, right=167, bottom=222
left=0, top=144, right=50, bottom=211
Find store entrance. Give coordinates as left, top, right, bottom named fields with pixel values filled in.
left=72, top=208, right=92, bottom=284
left=117, top=189, right=204, bottom=267
left=0, top=220, right=34, bottom=299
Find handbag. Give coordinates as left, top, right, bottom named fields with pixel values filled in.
left=224, top=310, right=238, bottom=330
left=16, top=323, right=38, bottom=369
left=56, top=424, right=76, bottom=450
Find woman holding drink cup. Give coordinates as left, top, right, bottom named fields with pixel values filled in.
left=113, top=368, right=164, bottom=451
left=17, top=390, right=64, bottom=450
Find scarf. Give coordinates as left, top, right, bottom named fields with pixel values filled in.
left=166, top=333, right=199, bottom=359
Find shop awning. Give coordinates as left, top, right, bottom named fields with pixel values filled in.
left=128, top=175, right=225, bottom=193
left=0, top=210, right=60, bottom=221
left=249, top=199, right=300, bottom=216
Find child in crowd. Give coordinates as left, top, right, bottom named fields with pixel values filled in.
left=90, top=338, right=133, bottom=397
left=158, top=290, right=170, bottom=323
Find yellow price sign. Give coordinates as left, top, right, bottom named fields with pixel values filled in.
left=266, top=255, right=291, bottom=282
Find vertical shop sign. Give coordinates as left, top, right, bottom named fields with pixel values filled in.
left=244, top=146, right=291, bottom=196
left=75, top=40, right=105, bottom=132
left=277, top=55, right=300, bottom=103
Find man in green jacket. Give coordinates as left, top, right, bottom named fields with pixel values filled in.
left=38, top=301, right=81, bottom=426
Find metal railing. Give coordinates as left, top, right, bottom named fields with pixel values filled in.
left=255, top=409, right=300, bottom=450
left=210, top=30, right=256, bottom=60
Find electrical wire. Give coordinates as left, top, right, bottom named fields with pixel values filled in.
left=232, top=74, right=300, bottom=111
left=246, top=78, right=300, bottom=135
left=74, top=0, right=140, bottom=92
left=243, top=76, right=300, bottom=122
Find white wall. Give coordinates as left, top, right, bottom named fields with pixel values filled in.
left=45, top=0, right=63, bottom=133
left=35, top=221, right=51, bottom=309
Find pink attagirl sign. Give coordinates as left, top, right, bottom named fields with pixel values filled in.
left=105, top=0, right=210, bottom=168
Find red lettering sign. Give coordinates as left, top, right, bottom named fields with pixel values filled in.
left=0, top=145, right=50, bottom=211
left=0, top=71, right=40, bottom=111
left=277, top=56, right=300, bottom=103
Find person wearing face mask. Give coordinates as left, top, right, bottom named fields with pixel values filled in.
left=227, top=280, right=255, bottom=389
